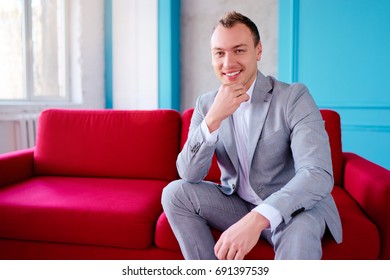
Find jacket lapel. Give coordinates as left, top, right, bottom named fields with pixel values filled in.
left=248, top=72, right=274, bottom=167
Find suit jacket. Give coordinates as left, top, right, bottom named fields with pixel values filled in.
left=177, top=71, right=342, bottom=243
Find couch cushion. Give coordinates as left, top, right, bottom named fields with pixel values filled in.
left=0, top=176, right=167, bottom=249
left=155, top=186, right=380, bottom=259
left=34, top=109, right=181, bottom=181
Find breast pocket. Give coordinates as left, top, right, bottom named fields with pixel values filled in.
left=259, top=128, right=284, bottom=141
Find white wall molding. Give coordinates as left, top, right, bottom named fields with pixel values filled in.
left=112, top=0, right=158, bottom=109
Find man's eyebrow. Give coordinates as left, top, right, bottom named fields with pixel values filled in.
left=232, top=44, right=248, bottom=49
left=212, top=44, right=248, bottom=51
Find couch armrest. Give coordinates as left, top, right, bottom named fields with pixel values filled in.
left=0, top=148, right=34, bottom=188
left=343, top=152, right=390, bottom=259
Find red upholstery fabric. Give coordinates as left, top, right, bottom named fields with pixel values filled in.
left=0, top=148, right=34, bottom=188
left=324, top=186, right=380, bottom=259
left=34, top=109, right=181, bottom=181
left=0, top=176, right=166, bottom=249
left=179, top=109, right=194, bottom=149
left=155, top=212, right=178, bottom=250
left=0, top=239, right=183, bottom=260
left=343, top=152, right=390, bottom=259
left=320, top=110, right=343, bottom=186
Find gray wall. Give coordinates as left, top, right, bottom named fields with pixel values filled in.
left=180, top=0, right=278, bottom=110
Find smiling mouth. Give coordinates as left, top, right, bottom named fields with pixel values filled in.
left=224, top=70, right=241, bottom=77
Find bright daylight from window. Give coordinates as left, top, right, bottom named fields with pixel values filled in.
left=0, top=0, right=68, bottom=102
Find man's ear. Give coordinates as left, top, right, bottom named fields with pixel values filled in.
left=256, top=41, right=262, bottom=61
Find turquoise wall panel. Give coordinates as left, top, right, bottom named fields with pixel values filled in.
left=158, top=0, right=181, bottom=110
left=279, top=0, right=390, bottom=169
left=104, top=0, right=113, bottom=109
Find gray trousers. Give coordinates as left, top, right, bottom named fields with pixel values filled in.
left=161, top=179, right=326, bottom=260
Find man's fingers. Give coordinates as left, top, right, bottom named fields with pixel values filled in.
left=236, top=93, right=250, bottom=102
left=234, top=250, right=245, bottom=260
left=215, top=242, right=229, bottom=260
left=226, top=246, right=238, bottom=260
left=221, top=83, right=246, bottom=95
left=236, top=89, right=245, bottom=97
left=216, top=241, right=245, bottom=260
left=214, top=239, right=222, bottom=256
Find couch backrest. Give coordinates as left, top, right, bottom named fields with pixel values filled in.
left=181, top=108, right=343, bottom=186
left=34, top=109, right=181, bottom=181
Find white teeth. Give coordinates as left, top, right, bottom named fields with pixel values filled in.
left=225, top=71, right=240, bottom=77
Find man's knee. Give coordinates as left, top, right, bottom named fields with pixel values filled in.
left=161, top=179, right=186, bottom=209
left=273, top=211, right=325, bottom=259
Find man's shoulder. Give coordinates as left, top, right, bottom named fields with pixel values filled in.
left=267, top=75, right=309, bottom=94
left=263, top=76, right=312, bottom=106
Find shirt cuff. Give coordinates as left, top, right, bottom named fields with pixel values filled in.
left=252, top=203, right=283, bottom=232
left=201, top=119, right=219, bottom=146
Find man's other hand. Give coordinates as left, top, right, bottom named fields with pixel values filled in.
left=214, top=211, right=270, bottom=260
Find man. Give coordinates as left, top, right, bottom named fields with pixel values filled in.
left=162, top=11, right=342, bottom=260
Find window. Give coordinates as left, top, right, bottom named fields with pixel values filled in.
left=0, top=0, right=68, bottom=102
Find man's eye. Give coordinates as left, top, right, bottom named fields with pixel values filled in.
left=235, top=49, right=245, bottom=53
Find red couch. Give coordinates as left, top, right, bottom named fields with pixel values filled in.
left=0, top=108, right=389, bottom=260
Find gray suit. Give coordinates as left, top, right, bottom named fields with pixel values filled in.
left=162, top=71, right=342, bottom=259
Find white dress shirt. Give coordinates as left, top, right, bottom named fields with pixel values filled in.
left=200, top=79, right=282, bottom=231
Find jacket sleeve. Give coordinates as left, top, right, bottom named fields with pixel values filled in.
left=177, top=95, right=217, bottom=183
left=263, top=84, right=334, bottom=225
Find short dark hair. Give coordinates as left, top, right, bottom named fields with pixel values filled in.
left=214, top=11, right=261, bottom=46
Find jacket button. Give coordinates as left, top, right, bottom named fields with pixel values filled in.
left=257, top=188, right=263, bottom=193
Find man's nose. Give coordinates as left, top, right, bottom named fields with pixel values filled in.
left=223, top=52, right=236, bottom=67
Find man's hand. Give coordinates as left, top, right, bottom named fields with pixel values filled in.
left=205, top=83, right=249, bottom=133
left=214, top=211, right=270, bottom=260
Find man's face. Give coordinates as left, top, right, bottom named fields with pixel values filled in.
left=211, top=23, right=262, bottom=90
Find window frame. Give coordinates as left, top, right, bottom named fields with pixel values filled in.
left=1, top=0, right=70, bottom=103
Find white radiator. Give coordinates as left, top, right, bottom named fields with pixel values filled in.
left=0, top=111, right=40, bottom=153
left=15, top=114, right=38, bottom=149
